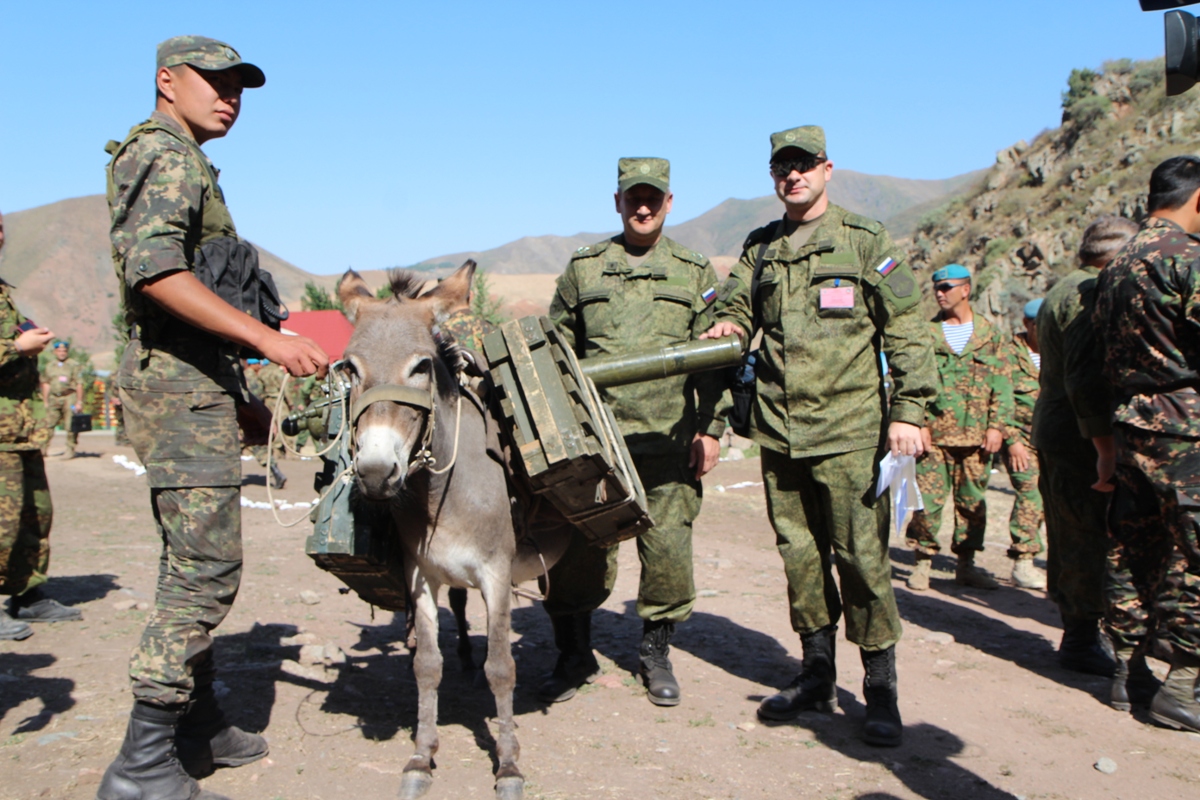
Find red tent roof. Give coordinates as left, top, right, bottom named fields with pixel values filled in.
left=281, top=310, right=354, bottom=361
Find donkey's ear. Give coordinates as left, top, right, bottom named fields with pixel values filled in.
left=337, top=269, right=376, bottom=324
left=423, top=259, right=477, bottom=322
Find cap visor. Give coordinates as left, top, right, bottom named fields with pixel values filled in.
left=235, top=62, right=266, bottom=88
left=771, top=144, right=821, bottom=159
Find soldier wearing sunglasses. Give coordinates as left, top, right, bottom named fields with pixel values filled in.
left=702, top=125, right=936, bottom=747
left=905, top=264, right=1013, bottom=592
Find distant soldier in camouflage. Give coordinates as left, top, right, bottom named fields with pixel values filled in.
left=0, top=211, right=83, bottom=641
left=544, top=157, right=727, bottom=707
left=1000, top=299, right=1047, bottom=590
left=1094, top=156, right=1200, bottom=734
left=39, top=341, right=84, bottom=458
left=703, top=126, right=937, bottom=747
left=241, top=358, right=285, bottom=489
left=1033, top=215, right=1137, bottom=683
left=257, top=359, right=288, bottom=462
left=906, top=264, right=1012, bottom=592
left=98, top=36, right=327, bottom=800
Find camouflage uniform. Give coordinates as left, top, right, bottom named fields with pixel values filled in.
left=258, top=361, right=287, bottom=458
left=106, top=372, right=129, bottom=446
left=1000, top=331, right=1044, bottom=557
left=243, top=364, right=269, bottom=467
left=546, top=232, right=726, bottom=624
left=1094, top=216, right=1200, bottom=660
left=907, top=314, right=1012, bottom=556
left=1033, top=266, right=1114, bottom=621
left=440, top=306, right=492, bottom=352
left=107, top=110, right=247, bottom=707
left=40, top=357, right=83, bottom=456
left=714, top=203, right=937, bottom=648
left=0, top=285, right=53, bottom=598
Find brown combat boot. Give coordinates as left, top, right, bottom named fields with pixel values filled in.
left=906, top=554, right=932, bottom=591
left=1010, top=555, right=1046, bottom=590
left=1149, top=651, right=1200, bottom=733
left=955, top=552, right=999, bottom=590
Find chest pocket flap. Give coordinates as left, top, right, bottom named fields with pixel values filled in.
left=579, top=288, right=612, bottom=304
left=653, top=284, right=696, bottom=308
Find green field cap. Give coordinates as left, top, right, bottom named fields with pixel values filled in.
left=157, top=35, right=265, bottom=88
left=618, top=157, right=670, bottom=194
left=770, top=125, right=826, bottom=158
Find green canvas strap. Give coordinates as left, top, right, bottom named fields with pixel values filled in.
left=350, top=383, right=433, bottom=425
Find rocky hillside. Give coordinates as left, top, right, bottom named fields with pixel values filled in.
left=909, top=58, right=1192, bottom=325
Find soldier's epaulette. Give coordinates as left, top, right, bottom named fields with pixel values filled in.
left=843, top=212, right=884, bottom=234
left=571, top=238, right=612, bottom=260
left=741, top=223, right=777, bottom=253
left=667, top=238, right=709, bottom=267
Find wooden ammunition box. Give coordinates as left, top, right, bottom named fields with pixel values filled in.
left=483, top=316, right=653, bottom=548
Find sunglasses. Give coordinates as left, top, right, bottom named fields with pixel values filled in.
left=933, top=281, right=968, bottom=293
left=770, top=155, right=826, bottom=179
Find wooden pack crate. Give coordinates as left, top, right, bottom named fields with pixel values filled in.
left=483, top=316, right=653, bottom=548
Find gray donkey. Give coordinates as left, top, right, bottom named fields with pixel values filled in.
left=338, top=263, right=570, bottom=800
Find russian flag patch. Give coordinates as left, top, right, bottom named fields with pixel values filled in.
left=875, top=258, right=898, bottom=276
left=702, top=287, right=717, bottom=304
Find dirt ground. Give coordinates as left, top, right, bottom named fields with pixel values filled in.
left=3, top=431, right=1199, bottom=800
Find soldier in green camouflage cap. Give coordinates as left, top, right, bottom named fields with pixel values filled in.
left=0, top=212, right=83, bottom=641
left=544, top=157, right=729, bottom=707
left=702, top=125, right=937, bottom=747
left=98, top=36, right=327, bottom=800
left=39, top=341, right=84, bottom=458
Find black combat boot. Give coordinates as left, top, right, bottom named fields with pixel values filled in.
left=1058, top=616, right=1116, bottom=677
left=176, top=685, right=268, bottom=778
left=1111, top=648, right=1162, bottom=712
left=97, top=701, right=233, bottom=800
left=758, top=625, right=838, bottom=720
left=861, top=646, right=902, bottom=747
left=10, top=586, right=82, bottom=622
left=1149, top=651, right=1200, bottom=733
left=537, top=613, right=601, bottom=703
left=639, top=620, right=680, bottom=707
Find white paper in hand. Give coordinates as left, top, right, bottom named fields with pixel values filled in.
left=876, top=452, right=925, bottom=537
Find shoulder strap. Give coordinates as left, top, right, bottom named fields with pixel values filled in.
left=750, top=220, right=781, bottom=330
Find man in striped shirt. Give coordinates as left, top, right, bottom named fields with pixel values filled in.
left=906, top=264, right=1014, bottom=591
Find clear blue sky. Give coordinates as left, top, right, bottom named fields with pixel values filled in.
left=0, top=1, right=1169, bottom=273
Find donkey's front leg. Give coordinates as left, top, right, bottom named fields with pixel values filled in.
left=400, top=570, right=442, bottom=800
left=480, top=572, right=523, bottom=800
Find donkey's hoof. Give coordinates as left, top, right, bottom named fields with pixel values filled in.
left=398, top=770, right=433, bottom=800
left=495, top=775, right=525, bottom=800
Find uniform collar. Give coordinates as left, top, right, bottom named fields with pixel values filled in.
left=770, top=206, right=843, bottom=262
left=932, top=311, right=994, bottom=356
left=609, top=234, right=671, bottom=276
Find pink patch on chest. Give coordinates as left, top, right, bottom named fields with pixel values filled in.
left=819, top=287, right=855, bottom=309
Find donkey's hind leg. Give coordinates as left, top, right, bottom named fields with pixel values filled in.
left=448, top=586, right=474, bottom=671
left=479, top=574, right=523, bottom=799
left=400, top=570, right=442, bottom=800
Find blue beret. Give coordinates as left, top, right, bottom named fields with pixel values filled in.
left=931, top=264, right=971, bottom=282
left=1023, top=298, right=1044, bottom=319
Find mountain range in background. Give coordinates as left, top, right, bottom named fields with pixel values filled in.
left=0, top=168, right=983, bottom=361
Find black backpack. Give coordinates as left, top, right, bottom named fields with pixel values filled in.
left=194, top=236, right=289, bottom=331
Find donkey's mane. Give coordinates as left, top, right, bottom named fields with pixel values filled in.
left=386, top=268, right=426, bottom=300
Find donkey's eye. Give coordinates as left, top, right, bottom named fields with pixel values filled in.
left=410, top=359, right=432, bottom=377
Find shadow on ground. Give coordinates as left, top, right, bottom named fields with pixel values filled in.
left=760, top=693, right=1016, bottom=800
left=0, top=652, right=75, bottom=734
left=39, top=572, right=121, bottom=607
